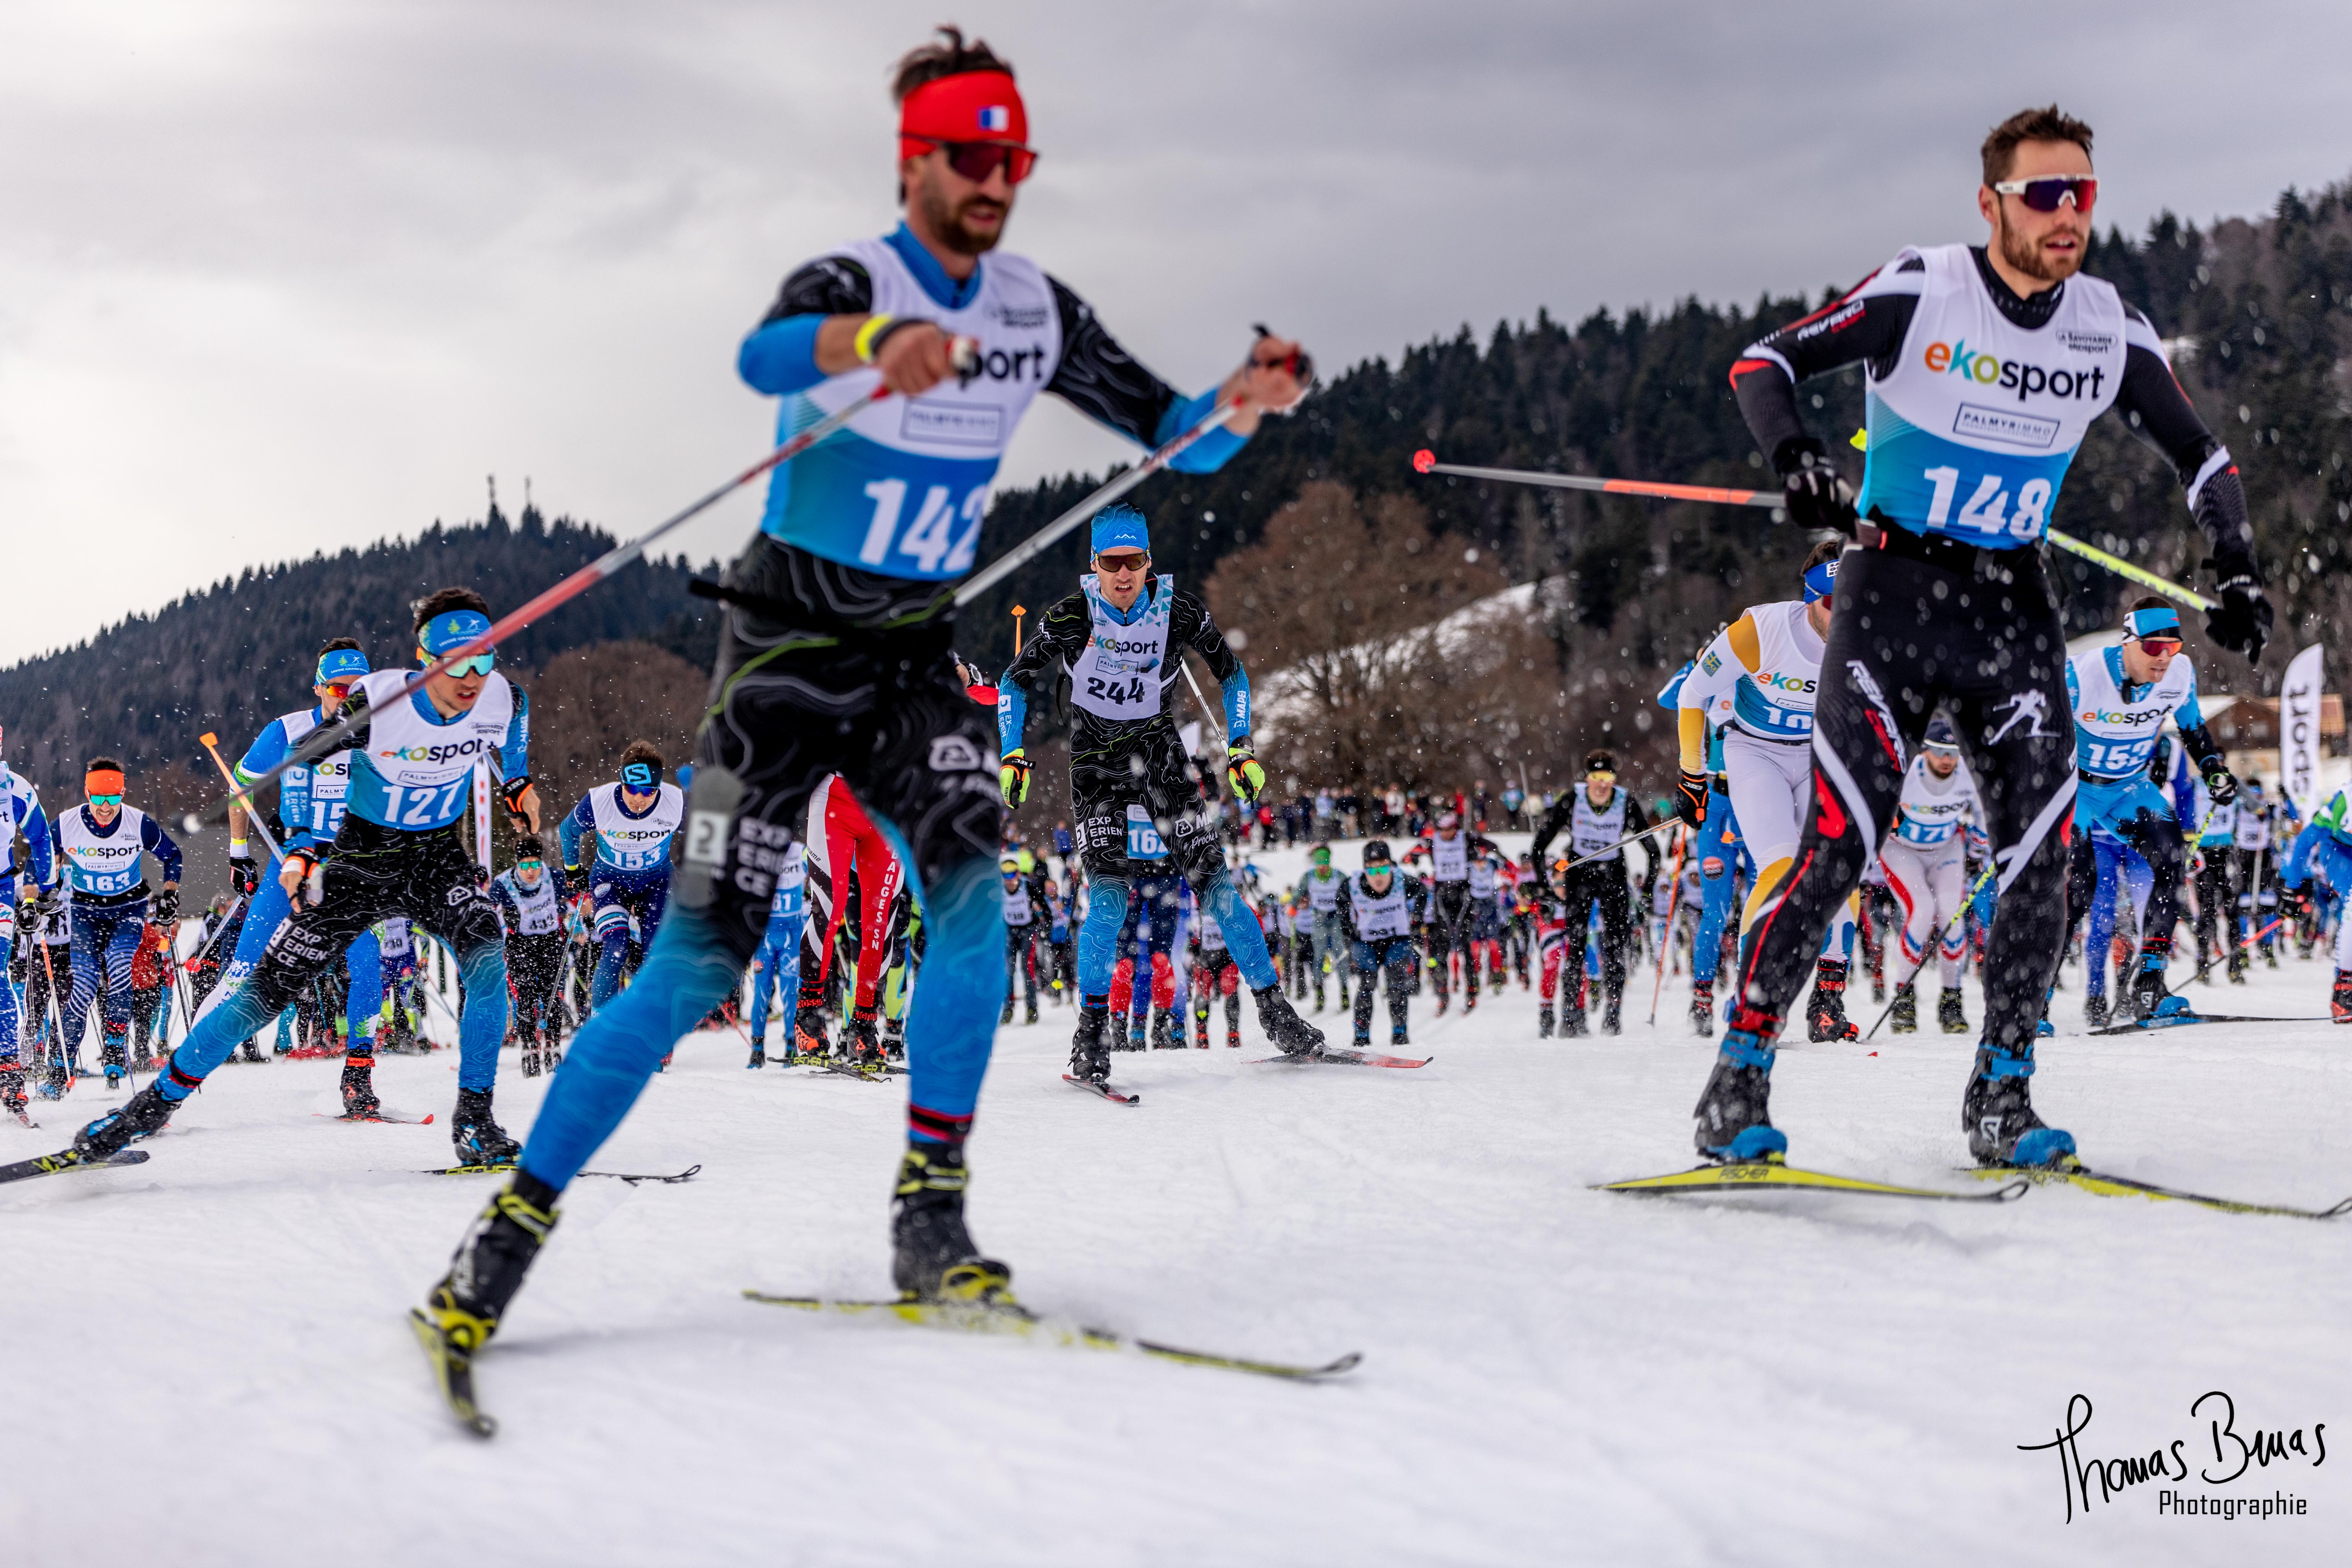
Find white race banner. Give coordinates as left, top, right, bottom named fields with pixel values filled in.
left=2278, top=642, right=2325, bottom=821
left=472, top=759, right=493, bottom=868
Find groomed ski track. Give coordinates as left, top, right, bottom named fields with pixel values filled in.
left=2, top=836, right=2346, bottom=1566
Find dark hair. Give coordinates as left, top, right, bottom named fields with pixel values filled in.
left=411, top=586, right=490, bottom=634
left=88, top=755, right=122, bottom=774
left=1803, top=537, right=1844, bottom=573
left=1584, top=748, right=1616, bottom=773
left=317, top=635, right=364, bottom=659
left=891, top=24, right=1015, bottom=103
left=1981, top=105, right=2093, bottom=187
left=2130, top=594, right=2170, bottom=615
left=620, top=740, right=665, bottom=774
left=513, top=834, right=547, bottom=862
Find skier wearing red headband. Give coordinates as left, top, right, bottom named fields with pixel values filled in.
left=415, top=24, right=1312, bottom=1416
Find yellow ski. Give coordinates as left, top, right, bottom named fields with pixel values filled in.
left=1963, top=1161, right=2352, bottom=1219
left=1599, top=1155, right=2028, bottom=1203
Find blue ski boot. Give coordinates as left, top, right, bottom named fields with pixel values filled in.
left=1692, top=1004, right=1788, bottom=1163
left=1962, top=1046, right=2075, bottom=1167
left=2127, top=939, right=2188, bottom=1022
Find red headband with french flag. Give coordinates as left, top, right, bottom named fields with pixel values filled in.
left=899, top=70, right=1027, bottom=158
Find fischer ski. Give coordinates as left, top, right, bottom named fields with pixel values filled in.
left=415, top=1164, right=702, bottom=1184
left=1062, top=1074, right=1140, bottom=1105
left=741, top=1291, right=1361, bottom=1382
left=409, top=1309, right=495, bottom=1438
left=2090, top=1012, right=2333, bottom=1036
left=1599, top=1155, right=2028, bottom=1203
left=818, top=1061, right=901, bottom=1083
left=1963, top=1160, right=2352, bottom=1219
left=0, top=1147, right=152, bottom=1187
left=1248, top=1049, right=1429, bottom=1069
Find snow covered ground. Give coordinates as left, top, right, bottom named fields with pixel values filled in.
left=6, top=838, right=2349, bottom=1566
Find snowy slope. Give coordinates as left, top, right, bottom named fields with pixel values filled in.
left=5, top=854, right=2350, bottom=1567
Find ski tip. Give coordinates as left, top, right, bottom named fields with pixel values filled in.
left=1316, top=1351, right=1366, bottom=1377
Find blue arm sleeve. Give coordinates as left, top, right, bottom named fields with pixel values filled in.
left=2064, top=663, right=2080, bottom=705
left=2279, top=821, right=2320, bottom=889
left=997, top=681, right=1028, bottom=756
left=502, top=690, right=530, bottom=781
left=144, top=815, right=184, bottom=884
left=1155, top=386, right=1248, bottom=475
left=492, top=879, right=519, bottom=920
left=22, top=796, right=54, bottom=886
left=737, top=317, right=828, bottom=396
left=559, top=795, right=595, bottom=869
left=1221, top=668, right=1251, bottom=746
left=235, top=720, right=290, bottom=780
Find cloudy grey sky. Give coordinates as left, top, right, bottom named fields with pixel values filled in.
left=3, top=0, right=2347, bottom=666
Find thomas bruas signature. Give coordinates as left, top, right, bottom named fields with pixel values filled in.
left=2018, top=1393, right=2327, bottom=1522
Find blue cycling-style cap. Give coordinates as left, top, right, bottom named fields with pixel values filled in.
left=622, top=761, right=660, bottom=791
left=1924, top=715, right=1960, bottom=752
left=315, top=648, right=372, bottom=684
left=1802, top=558, right=1838, bottom=604
left=2125, top=605, right=2182, bottom=640
left=420, top=609, right=493, bottom=657
left=1090, top=503, right=1150, bottom=557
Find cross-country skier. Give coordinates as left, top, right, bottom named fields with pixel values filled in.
left=1294, top=845, right=1352, bottom=1012
left=2078, top=827, right=2156, bottom=1026
left=0, top=731, right=57, bottom=1117
left=744, top=842, right=806, bottom=1067
left=53, top=759, right=182, bottom=1091
left=1404, top=813, right=1505, bottom=1014
left=128, top=920, right=175, bottom=1071
left=1188, top=890, right=1243, bottom=1049
left=999, top=855, right=1045, bottom=1025
left=1001, top=502, right=1322, bottom=1086
left=490, top=837, right=570, bottom=1076
left=414, top=24, right=1309, bottom=1385
left=2278, top=785, right=2352, bottom=1021
left=795, top=773, right=910, bottom=1067
left=71, top=590, right=538, bottom=1163
left=1528, top=753, right=1655, bottom=1035
left=1697, top=104, right=2268, bottom=1167
left=2228, top=781, right=2275, bottom=978
left=559, top=742, right=683, bottom=1013
left=1880, top=717, right=1985, bottom=1034
left=1338, top=839, right=1428, bottom=1049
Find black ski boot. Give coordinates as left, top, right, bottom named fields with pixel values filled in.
left=1937, top=988, right=1969, bottom=1034
left=451, top=1088, right=520, bottom=1168
left=417, top=1172, right=560, bottom=1361
left=1806, top=960, right=1860, bottom=1042
left=890, top=1141, right=1012, bottom=1304
left=1, top=1063, right=28, bottom=1121
left=131, top=1042, right=156, bottom=1073
left=2226, top=947, right=2248, bottom=984
left=998, top=996, right=1015, bottom=1026
left=1069, top=1005, right=1111, bottom=1084
left=845, top=1008, right=885, bottom=1069
left=1109, top=1013, right=1133, bottom=1052
left=520, top=1032, right=542, bottom=1078
left=2126, top=946, right=2188, bottom=1022
left=2082, top=992, right=2109, bottom=1029
left=1537, top=1004, right=1554, bottom=1039
left=1962, top=1048, right=2075, bottom=1168
left=1600, top=991, right=1622, bottom=1036
left=72, top=1081, right=181, bottom=1161
left=1688, top=980, right=1714, bottom=1038
left=2333, top=970, right=2352, bottom=1024
left=747, top=1040, right=767, bottom=1069
left=340, top=1054, right=382, bottom=1119
left=1149, top=1007, right=1179, bottom=1050
left=1560, top=995, right=1589, bottom=1037
left=1024, top=997, right=1039, bottom=1026
left=1691, top=1006, right=1785, bottom=1163
left=100, top=1037, right=129, bottom=1088
left=792, top=1015, right=830, bottom=1064
left=1890, top=983, right=1918, bottom=1034
left=882, top=1018, right=905, bottom=1060
left=1251, top=985, right=1325, bottom=1057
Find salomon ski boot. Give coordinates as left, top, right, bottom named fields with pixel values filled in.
left=100, top=1037, right=129, bottom=1089
left=891, top=1141, right=1012, bottom=1304
left=1938, top=988, right=1969, bottom=1034
left=1537, top=1004, right=1554, bottom=1039
left=1069, top=1005, right=1111, bottom=1084
left=1806, top=960, right=1860, bottom=1042
left=1692, top=1006, right=1785, bottom=1163
left=1600, top=991, right=1622, bottom=1036
left=1251, top=985, right=1325, bottom=1057
left=419, top=1173, right=560, bottom=1358
left=1688, top=980, right=1714, bottom=1038
left=2334, top=970, right=2352, bottom=1024
left=2082, top=992, right=2109, bottom=1029
left=340, top=1055, right=382, bottom=1119
left=450, top=1088, right=521, bottom=1168
left=1962, top=1049, right=2075, bottom=1168
left=1889, top=982, right=1918, bottom=1034
left=2127, top=950, right=2188, bottom=1021
left=72, top=1081, right=180, bottom=1161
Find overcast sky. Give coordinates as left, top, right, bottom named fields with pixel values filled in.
left=3, top=0, right=2348, bottom=667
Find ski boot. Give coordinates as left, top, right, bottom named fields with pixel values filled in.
left=1108, top=1013, right=1132, bottom=1052
left=1226, top=1018, right=1241, bottom=1050
left=1194, top=1011, right=1213, bottom=1050
left=882, top=1018, right=905, bottom=1061
left=1938, top=988, right=1969, bottom=1035
left=999, top=996, right=1015, bottom=1026
left=1889, top=983, right=1918, bottom=1035
left=1, top=1063, right=26, bottom=1121
left=1311, top=986, right=1326, bottom=1016
left=1537, top=1004, right=1554, bottom=1040
left=131, top=1043, right=156, bottom=1074
left=1560, top=997, right=1589, bottom=1037
left=891, top=1141, right=1012, bottom=1304
left=1432, top=988, right=1449, bottom=1018
left=845, top=1008, right=886, bottom=1070
left=1692, top=1006, right=1785, bottom=1163
left=747, top=1038, right=767, bottom=1069
left=1024, top=997, right=1039, bottom=1026
left=2226, top=947, right=2248, bottom=985
left=519, top=1034, right=542, bottom=1078
left=2333, top=970, right=2352, bottom=1024
left=1251, top=985, right=1325, bottom=1057
left=1464, top=987, right=1479, bottom=1015
left=1149, top=1008, right=1179, bottom=1050
left=340, top=1055, right=383, bottom=1119
left=100, top=1037, right=129, bottom=1089
left=2082, top=992, right=2109, bottom=1029
left=38, top=1054, right=69, bottom=1100
left=1805, top=959, right=1860, bottom=1042
left=450, top=1088, right=521, bottom=1168
left=71, top=1081, right=181, bottom=1161
left=2264, top=941, right=2279, bottom=970
left=1688, top=980, right=1714, bottom=1039
left=1070, top=1006, right=1111, bottom=1085
left=417, top=1173, right=560, bottom=1369
left=2126, top=946, right=2188, bottom=1021
left=1600, top=992, right=1622, bottom=1036
left=1962, top=1048, right=2076, bottom=1168
left=792, top=1016, right=830, bottom=1064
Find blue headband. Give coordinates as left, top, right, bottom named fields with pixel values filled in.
left=1090, top=503, right=1150, bottom=557
left=2126, top=606, right=2181, bottom=639
left=622, top=762, right=659, bottom=791
left=1802, top=559, right=1838, bottom=603
left=315, top=648, right=371, bottom=684
left=420, top=609, right=493, bottom=657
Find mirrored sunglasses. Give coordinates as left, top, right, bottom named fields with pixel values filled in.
left=1992, top=175, right=2097, bottom=214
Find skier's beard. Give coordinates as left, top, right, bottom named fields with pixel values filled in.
left=1993, top=207, right=2080, bottom=285
left=916, top=182, right=1007, bottom=257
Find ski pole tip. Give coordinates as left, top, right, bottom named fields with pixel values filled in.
left=1412, top=449, right=1436, bottom=474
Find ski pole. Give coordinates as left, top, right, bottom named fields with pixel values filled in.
left=1550, top=819, right=1677, bottom=876
left=195, top=341, right=980, bottom=825
left=1647, top=824, right=1690, bottom=1026
left=197, top=733, right=285, bottom=862
left=1861, top=860, right=2001, bottom=1041
left=1410, top=451, right=2217, bottom=612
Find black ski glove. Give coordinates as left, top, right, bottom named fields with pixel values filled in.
left=230, top=851, right=260, bottom=896
left=155, top=885, right=180, bottom=925
left=1775, top=438, right=1857, bottom=536
left=2202, top=553, right=2272, bottom=663
left=2203, top=768, right=2238, bottom=807
left=1674, top=769, right=1710, bottom=830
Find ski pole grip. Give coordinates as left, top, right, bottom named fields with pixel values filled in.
left=949, top=335, right=981, bottom=380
